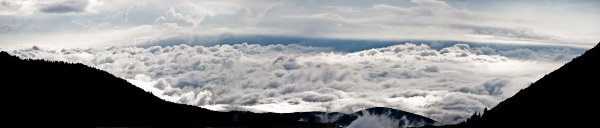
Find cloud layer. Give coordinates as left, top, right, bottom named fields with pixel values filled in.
left=1, top=0, right=598, bottom=49
left=8, top=42, right=582, bottom=124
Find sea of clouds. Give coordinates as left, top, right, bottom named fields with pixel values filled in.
left=7, top=42, right=584, bottom=124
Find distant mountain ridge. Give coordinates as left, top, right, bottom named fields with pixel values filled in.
left=420, top=42, right=600, bottom=128
left=337, top=107, right=436, bottom=127
left=0, top=51, right=434, bottom=127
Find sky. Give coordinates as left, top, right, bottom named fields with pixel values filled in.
left=0, top=0, right=599, bottom=49
left=1, top=0, right=599, bottom=126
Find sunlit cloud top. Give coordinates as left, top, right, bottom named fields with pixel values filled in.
left=1, top=0, right=599, bottom=49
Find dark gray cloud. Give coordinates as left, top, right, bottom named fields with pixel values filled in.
left=38, top=0, right=89, bottom=14
left=0, top=1, right=21, bottom=13
left=2, top=0, right=598, bottom=49
left=482, top=79, right=508, bottom=96
left=455, top=78, right=508, bottom=96
left=453, top=25, right=553, bottom=41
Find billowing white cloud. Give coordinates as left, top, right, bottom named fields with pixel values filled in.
left=346, top=111, right=429, bottom=128
left=346, top=113, right=403, bottom=128
left=8, top=42, right=582, bottom=124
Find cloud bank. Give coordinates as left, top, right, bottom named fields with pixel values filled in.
left=8, top=42, right=583, bottom=124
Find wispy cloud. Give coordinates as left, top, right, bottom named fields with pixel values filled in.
left=1, top=0, right=598, bottom=49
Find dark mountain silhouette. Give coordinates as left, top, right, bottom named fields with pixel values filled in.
left=420, top=42, right=600, bottom=128
left=336, top=107, right=436, bottom=127
left=0, top=51, right=434, bottom=127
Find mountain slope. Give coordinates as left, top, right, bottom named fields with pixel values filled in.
left=0, top=51, right=435, bottom=127
left=336, top=107, right=437, bottom=127
left=0, top=51, right=328, bottom=127
left=421, top=42, right=600, bottom=128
